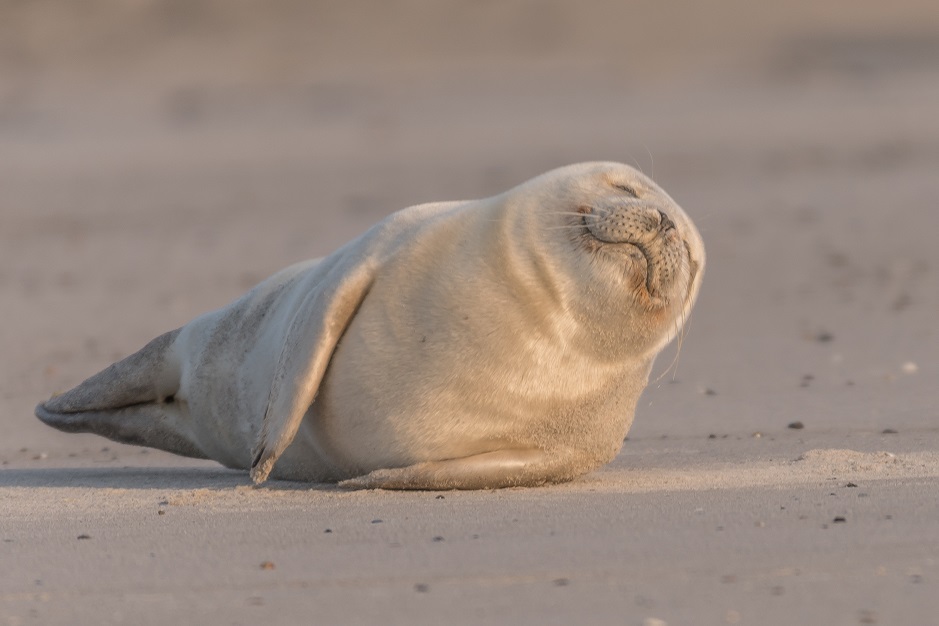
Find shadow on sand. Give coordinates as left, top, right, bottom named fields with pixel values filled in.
left=0, top=466, right=340, bottom=492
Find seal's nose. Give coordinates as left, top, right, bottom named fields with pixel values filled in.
left=658, top=210, right=676, bottom=232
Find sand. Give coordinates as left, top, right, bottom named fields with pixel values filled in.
left=2, top=1, right=938, bottom=624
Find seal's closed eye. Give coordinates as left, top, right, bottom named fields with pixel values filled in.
left=612, top=183, right=640, bottom=198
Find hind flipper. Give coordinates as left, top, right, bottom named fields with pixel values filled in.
left=35, top=402, right=208, bottom=459
left=40, top=329, right=181, bottom=415
left=35, top=328, right=205, bottom=458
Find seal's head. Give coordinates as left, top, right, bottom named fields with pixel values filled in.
left=511, top=162, right=705, bottom=356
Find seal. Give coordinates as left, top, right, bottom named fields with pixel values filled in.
left=36, top=162, right=705, bottom=489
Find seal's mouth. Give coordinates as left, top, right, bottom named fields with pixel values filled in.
left=576, top=213, right=660, bottom=298
left=574, top=206, right=689, bottom=306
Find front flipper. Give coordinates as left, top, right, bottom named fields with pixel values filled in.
left=338, top=449, right=574, bottom=490
left=250, top=257, right=377, bottom=484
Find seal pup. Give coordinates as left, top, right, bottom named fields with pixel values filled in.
left=36, top=162, right=705, bottom=489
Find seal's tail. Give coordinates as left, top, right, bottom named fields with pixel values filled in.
left=35, top=329, right=207, bottom=459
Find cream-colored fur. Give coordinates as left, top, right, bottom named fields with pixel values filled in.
left=36, top=162, right=704, bottom=489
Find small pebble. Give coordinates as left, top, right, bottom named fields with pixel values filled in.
left=882, top=428, right=898, bottom=434
left=846, top=483, right=858, bottom=488
left=833, top=516, right=846, bottom=523
left=371, top=519, right=383, bottom=524
left=260, top=561, right=275, bottom=570
left=414, top=583, right=429, bottom=593
left=323, top=528, right=333, bottom=534
left=432, top=536, right=444, bottom=542
left=158, top=510, right=166, bottom=516
left=815, top=332, right=833, bottom=343
left=435, top=495, right=445, bottom=500
left=77, top=534, right=91, bottom=540
left=552, top=578, right=570, bottom=587
left=787, top=421, right=804, bottom=430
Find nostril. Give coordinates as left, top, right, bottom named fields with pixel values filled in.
left=658, top=210, right=676, bottom=232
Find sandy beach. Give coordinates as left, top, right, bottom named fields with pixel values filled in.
left=2, top=1, right=938, bottom=624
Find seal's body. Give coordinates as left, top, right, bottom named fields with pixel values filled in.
left=36, top=162, right=704, bottom=489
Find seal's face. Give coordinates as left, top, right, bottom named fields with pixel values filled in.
left=503, top=162, right=707, bottom=356
left=566, top=165, right=703, bottom=315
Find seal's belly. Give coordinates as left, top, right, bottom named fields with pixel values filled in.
left=311, top=392, right=543, bottom=475
left=308, top=328, right=639, bottom=477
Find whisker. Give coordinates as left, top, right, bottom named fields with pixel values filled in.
left=650, top=250, right=696, bottom=385
left=627, top=151, right=644, bottom=176
left=541, top=224, right=594, bottom=232
left=643, top=144, right=654, bottom=180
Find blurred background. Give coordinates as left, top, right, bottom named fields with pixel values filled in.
left=2, top=0, right=938, bottom=457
